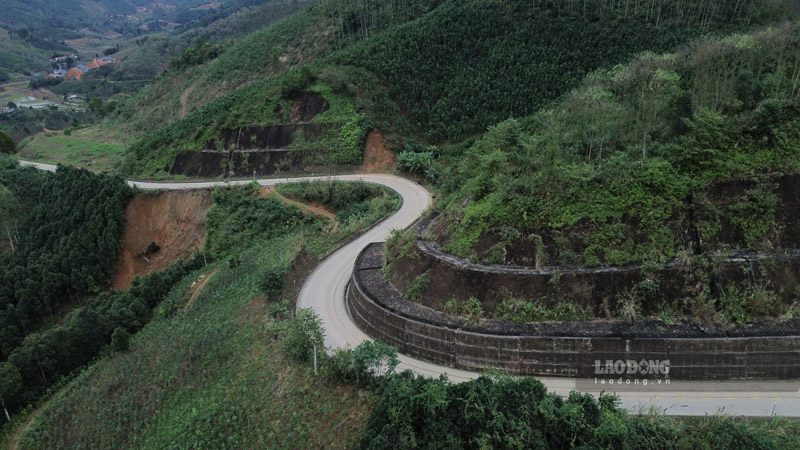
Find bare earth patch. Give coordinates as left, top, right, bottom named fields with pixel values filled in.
left=361, top=131, right=396, bottom=173
left=113, top=190, right=214, bottom=290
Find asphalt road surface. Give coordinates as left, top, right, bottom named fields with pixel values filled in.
left=19, top=160, right=800, bottom=416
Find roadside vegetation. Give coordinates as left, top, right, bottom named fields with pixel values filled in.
left=5, top=1, right=800, bottom=447
left=6, top=174, right=800, bottom=449
left=1, top=180, right=397, bottom=447
left=382, top=23, right=800, bottom=327
left=436, top=25, right=800, bottom=266
left=18, top=131, right=128, bottom=173
left=0, top=157, right=133, bottom=361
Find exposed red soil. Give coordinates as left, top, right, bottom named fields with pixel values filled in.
left=361, top=131, right=396, bottom=173
left=112, top=190, right=214, bottom=290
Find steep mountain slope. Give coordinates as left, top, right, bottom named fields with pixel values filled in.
left=115, top=0, right=798, bottom=177
left=109, top=0, right=318, bottom=82
left=385, top=23, right=800, bottom=326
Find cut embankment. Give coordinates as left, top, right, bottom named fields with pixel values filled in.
left=113, top=190, right=214, bottom=290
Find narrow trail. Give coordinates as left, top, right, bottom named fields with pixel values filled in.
left=4, top=389, right=59, bottom=450
left=183, top=269, right=218, bottom=311
left=178, top=82, right=196, bottom=119
left=267, top=188, right=339, bottom=231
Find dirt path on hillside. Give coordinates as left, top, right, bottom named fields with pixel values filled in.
left=113, top=190, right=214, bottom=290
left=259, top=187, right=338, bottom=230
left=178, top=82, right=197, bottom=119
left=5, top=407, right=40, bottom=450
left=3, top=385, right=62, bottom=450
left=182, top=270, right=218, bottom=311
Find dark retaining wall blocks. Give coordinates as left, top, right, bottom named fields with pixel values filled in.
left=349, top=243, right=800, bottom=380
left=389, top=234, right=800, bottom=317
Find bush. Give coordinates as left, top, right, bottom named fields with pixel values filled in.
left=260, top=267, right=287, bottom=299
left=282, top=308, right=325, bottom=363
left=325, top=340, right=399, bottom=386
left=405, top=271, right=430, bottom=302
left=110, top=327, right=131, bottom=353
left=443, top=297, right=483, bottom=323
left=0, top=130, right=15, bottom=154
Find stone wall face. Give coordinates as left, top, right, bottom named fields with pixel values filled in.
left=389, top=237, right=800, bottom=317
left=350, top=243, right=800, bottom=380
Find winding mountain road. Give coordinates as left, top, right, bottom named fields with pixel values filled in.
left=19, top=160, right=800, bottom=417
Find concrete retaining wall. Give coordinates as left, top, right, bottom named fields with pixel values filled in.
left=349, top=243, right=800, bottom=380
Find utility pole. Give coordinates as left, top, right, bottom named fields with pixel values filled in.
left=313, top=344, right=318, bottom=375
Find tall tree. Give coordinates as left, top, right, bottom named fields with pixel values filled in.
left=0, top=362, right=22, bottom=421
left=0, top=130, right=15, bottom=154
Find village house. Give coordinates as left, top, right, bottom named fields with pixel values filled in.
left=51, top=54, right=78, bottom=63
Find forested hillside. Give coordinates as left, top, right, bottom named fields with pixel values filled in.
left=0, top=156, right=143, bottom=422
left=113, top=0, right=798, bottom=177
left=8, top=179, right=800, bottom=448
left=5, top=1, right=800, bottom=447
left=434, top=24, right=800, bottom=266
left=109, top=0, right=317, bottom=82
left=8, top=181, right=397, bottom=448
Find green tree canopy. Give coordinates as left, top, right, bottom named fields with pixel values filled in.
left=0, top=130, right=15, bottom=154
left=0, top=362, right=22, bottom=421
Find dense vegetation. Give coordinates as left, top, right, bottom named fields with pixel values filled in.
left=0, top=107, right=90, bottom=143
left=5, top=181, right=397, bottom=448
left=359, top=371, right=800, bottom=449
left=0, top=130, right=14, bottom=154
left=278, top=180, right=400, bottom=225
left=6, top=1, right=800, bottom=447
left=380, top=23, right=800, bottom=326
left=114, top=0, right=798, bottom=177
left=0, top=158, right=132, bottom=360
left=0, top=157, right=209, bottom=425
left=333, top=1, right=677, bottom=142
left=205, top=183, right=316, bottom=258
left=1, top=256, right=204, bottom=423
left=13, top=176, right=799, bottom=448
left=434, top=24, right=800, bottom=267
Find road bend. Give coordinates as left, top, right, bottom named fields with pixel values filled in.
left=19, top=160, right=800, bottom=416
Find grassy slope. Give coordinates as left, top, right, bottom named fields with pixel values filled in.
left=18, top=125, right=133, bottom=172
left=18, top=239, right=372, bottom=449
left=0, top=27, right=53, bottom=75
left=12, top=182, right=398, bottom=448
left=121, top=6, right=341, bottom=139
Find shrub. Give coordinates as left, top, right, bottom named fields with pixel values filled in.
left=282, top=308, right=325, bottom=363
left=405, top=271, right=430, bottom=302
left=110, top=327, right=131, bottom=353
left=260, top=267, right=287, bottom=299
left=443, top=297, right=483, bottom=323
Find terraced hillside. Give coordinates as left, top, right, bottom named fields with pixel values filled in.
left=113, top=0, right=798, bottom=177
left=387, top=23, right=800, bottom=327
